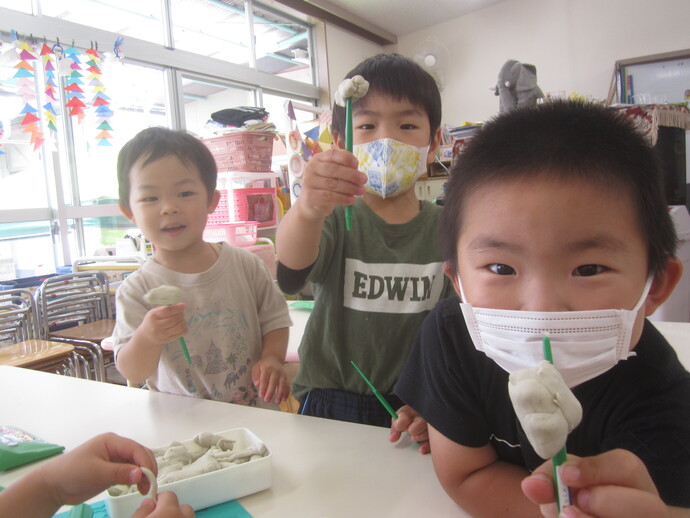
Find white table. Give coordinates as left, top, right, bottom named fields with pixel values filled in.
left=3, top=322, right=687, bottom=517
left=0, top=366, right=462, bottom=517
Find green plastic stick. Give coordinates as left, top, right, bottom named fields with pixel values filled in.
left=350, top=360, right=398, bottom=419
left=542, top=335, right=572, bottom=512
left=179, top=336, right=191, bottom=365
left=344, top=96, right=353, bottom=231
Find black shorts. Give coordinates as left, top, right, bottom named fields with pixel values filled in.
left=298, top=387, right=404, bottom=428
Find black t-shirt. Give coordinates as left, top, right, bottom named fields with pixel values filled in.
left=396, top=295, right=690, bottom=507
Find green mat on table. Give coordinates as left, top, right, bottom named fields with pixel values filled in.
left=54, top=498, right=252, bottom=517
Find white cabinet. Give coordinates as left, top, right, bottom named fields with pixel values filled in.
left=415, top=178, right=447, bottom=201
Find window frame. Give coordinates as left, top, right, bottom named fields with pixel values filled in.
left=0, top=2, right=321, bottom=275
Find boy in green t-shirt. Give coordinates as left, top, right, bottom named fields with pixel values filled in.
left=276, top=53, right=453, bottom=451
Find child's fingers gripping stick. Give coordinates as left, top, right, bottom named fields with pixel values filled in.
left=140, top=466, right=158, bottom=501
left=334, top=75, right=370, bottom=231
left=145, top=285, right=191, bottom=365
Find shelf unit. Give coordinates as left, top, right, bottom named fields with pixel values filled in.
left=214, top=171, right=280, bottom=230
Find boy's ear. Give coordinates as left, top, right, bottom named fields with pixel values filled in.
left=426, top=128, right=443, bottom=165
left=119, top=202, right=135, bottom=224
left=207, top=189, right=221, bottom=214
left=442, top=260, right=462, bottom=297
left=644, top=257, right=684, bottom=316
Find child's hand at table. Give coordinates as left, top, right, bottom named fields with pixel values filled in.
left=252, top=356, right=290, bottom=404
left=37, top=432, right=157, bottom=507
left=297, top=148, right=366, bottom=221
left=521, top=449, right=675, bottom=518
left=132, top=492, right=194, bottom=518
left=0, top=432, right=187, bottom=518
left=138, top=304, right=188, bottom=345
left=390, top=405, right=431, bottom=454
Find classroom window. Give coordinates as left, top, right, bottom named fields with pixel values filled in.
left=41, top=0, right=166, bottom=46
left=251, top=2, right=313, bottom=84
left=0, top=1, right=320, bottom=281
left=181, top=74, right=255, bottom=137
left=67, top=62, right=168, bottom=206
left=0, top=222, right=56, bottom=280
left=170, top=0, right=250, bottom=66
left=0, top=1, right=31, bottom=14
left=79, top=214, right=134, bottom=258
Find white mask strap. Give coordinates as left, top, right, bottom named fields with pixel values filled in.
left=632, top=275, right=654, bottom=313
left=456, top=274, right=468, bottom=303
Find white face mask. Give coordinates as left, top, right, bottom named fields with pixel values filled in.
left=353, top=138, right=429, bottom=199
left=458, top=276, right=653, bottom=388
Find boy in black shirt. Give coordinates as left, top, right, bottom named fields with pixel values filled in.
left=397, top=101, right=690, bottom=516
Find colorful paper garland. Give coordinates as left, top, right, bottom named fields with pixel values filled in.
left=85, top=46, right=112, bottom=146
left=14, top=40, right=44, bottom=150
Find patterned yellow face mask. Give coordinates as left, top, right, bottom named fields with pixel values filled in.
left=354, top=138, right=429, bottom=199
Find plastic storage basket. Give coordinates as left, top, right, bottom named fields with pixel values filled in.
left=207, top=190, right=231, bottom=225
left=230, top=188, right=277, bottom=228
left=203, top=222, right=258, bottom=247
left=203, top=131, right=275, bottom=172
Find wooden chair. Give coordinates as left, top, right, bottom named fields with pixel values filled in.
left=0, top=289, right=83, bottom=376
left=35, top=272, right=115, bottom=381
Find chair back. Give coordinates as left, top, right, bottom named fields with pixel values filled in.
left=35, top=272, right=112, bottom=338
left=0, top=289, right=39, bottom=346
left=0, top=289, right=87, bottom=377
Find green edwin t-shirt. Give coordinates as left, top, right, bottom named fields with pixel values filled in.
left=292, top=198, right=454, bottom=401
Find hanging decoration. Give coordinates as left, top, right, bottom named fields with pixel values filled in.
left=318, top=110, right=333, bottom=145
left=113, top=36, right=124, bottom=60
left=0, top=34, right=17, bottom=156
left=62, top=43, right=86, bottom=123
left=14, top=37, right=44, bottom=150
left=1, top=30, right=119, bottom=151
left=85, top=44, right=113, bottom=146
left=40, top=42, right=58, bottom=132
left=284, top=101, right=334, bottom=204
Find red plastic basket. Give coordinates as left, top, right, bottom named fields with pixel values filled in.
left=203, top=131, right=275, bottom=172
left=203, top=222, right=258, bottom=247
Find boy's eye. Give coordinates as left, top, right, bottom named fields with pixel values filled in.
left=574, top=264, right=605, bottom=276
left=488, top=263, right=515, bottom=275
left=400, top=123, right=417, bottom=130
left=141, top=196, right=157, bottom=203
left=179, top=191, right=195, bottom=198
left=357, top=123, right=375, bottom=130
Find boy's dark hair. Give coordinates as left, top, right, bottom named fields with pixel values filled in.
left=117, top=127, right=217, bottom=209
left=330, top=53, right=442, bottom=143
left=440, top=100, right=677, bottom=275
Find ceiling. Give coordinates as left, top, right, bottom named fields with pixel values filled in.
left=310, top=0, right=508, bottom=38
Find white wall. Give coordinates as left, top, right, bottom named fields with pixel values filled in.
left=387, top=0, right=690, bottom=125
left=323, top=24, right=384, bottom=105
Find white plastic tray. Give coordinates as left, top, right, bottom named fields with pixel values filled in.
left=106, top=428, right=271, bottom=518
